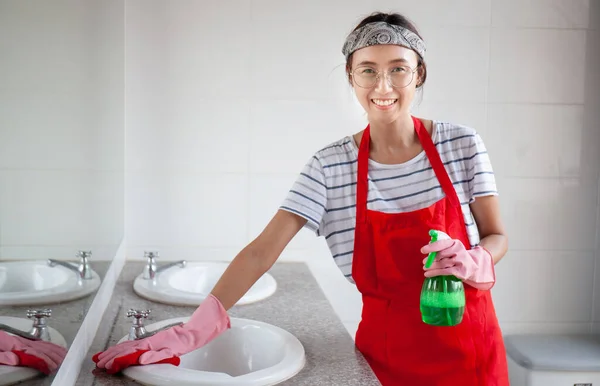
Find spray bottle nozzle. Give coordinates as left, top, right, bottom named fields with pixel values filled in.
left=424, top=229, right=439, bottom=269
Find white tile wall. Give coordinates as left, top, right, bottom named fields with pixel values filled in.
left=0, top=1, right=124, bottom=173
left=126, top=97, right=251, bottom=173
left=125, top=172, right=248, bottom=248
left=0, top=170, right=123, bottom=259
left=0, top=92, right=123, bottom=172
left=488, top=28, right=587, bottom=104
left=2, top=0, right=599, bottom=340
left=491, top=0, right=590, bottom=29
left=249, top=100, right=356, bottom=173
left=249, top=19, right=346, bottom=100
left=497, top=177, right=597, bottom=250
left=371, top=0, right=492, bottom=28
left=0, top=171, right=123, bottom=244
left=419, top=27, right=491, bottom=103
left=486, top=105, right=591, bottom=178
left=493, top=250, right=596, bottom=323
left=0, top=0, right=124, bottom=262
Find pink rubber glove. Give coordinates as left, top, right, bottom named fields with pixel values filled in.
left=421, top=232, right=496, bottom=290
left=0, top=330, right=67, bottom=374
left=93, top=294, right=230, bottom=374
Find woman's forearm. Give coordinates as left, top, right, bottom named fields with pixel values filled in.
left=210, top=243, right=275, bottom=310
left=478, top=233, right=508, bottom=265
left=210, top=210, right=307, bottom=310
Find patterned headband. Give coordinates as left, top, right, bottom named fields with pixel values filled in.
left=342, top=21, right=426, bottom=61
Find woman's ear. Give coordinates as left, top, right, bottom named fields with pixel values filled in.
left=416, top=64, right=426, bottom=88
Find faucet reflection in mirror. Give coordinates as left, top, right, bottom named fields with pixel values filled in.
left=0, top=309, right=52, bottom=342
left=48, top=250, right=93, bottom=281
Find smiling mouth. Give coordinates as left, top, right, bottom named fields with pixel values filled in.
left=371, top=99, right=398, bottom=107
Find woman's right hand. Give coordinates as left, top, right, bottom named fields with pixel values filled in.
left=93, top=294, right=230, bottom=374
left=0, top=330, right=68, bottom=374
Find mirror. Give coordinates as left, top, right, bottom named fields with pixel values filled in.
left=0, top=0, right=124, bottom=384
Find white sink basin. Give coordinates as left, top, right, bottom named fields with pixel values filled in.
left=0, top=261, right=101, bottom=306
left=120, top=317, right=305, bottom=386
left=0, top=316, right=67, bottom=386
left=133, top=262, right=277, bottom=306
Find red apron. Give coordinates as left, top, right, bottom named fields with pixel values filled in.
left=352, top=116, right=509, bottom=386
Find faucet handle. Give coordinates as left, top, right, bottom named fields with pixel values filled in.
left=144, top=251, right=159, bottom=260
left=26, top=309, right=51, bottom=341
left=27, top=309, right=52, bottom=319
left=127, top=309, right=151, bottom=320
left=77, top=250, right=92, bottom=260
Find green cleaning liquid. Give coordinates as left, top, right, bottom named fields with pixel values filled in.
left=419, top=230, right=466, bottom=327
left=420, top=275, right=465, bottom=326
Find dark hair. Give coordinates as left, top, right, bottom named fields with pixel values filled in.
left=345, top=12, right=427, bottom=88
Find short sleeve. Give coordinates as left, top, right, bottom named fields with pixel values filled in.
left=467, top=133, right=498, bottom=202
left=279, top=155, right=327, bottom=235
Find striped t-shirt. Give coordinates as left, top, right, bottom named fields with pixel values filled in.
left=280, top=121, right=498, bottom=283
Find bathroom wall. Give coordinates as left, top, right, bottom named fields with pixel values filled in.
left=486, top=0, right=600, bottom=336
left=590, top=0, right=600, bottom=335
left=0, top=0, right=125, bottom=262
left=124, top=0, right=600, bottom=338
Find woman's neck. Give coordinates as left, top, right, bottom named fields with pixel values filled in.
left=369, top=114, right=418, bottom=153
left=353, top=115, right=433, bottom=165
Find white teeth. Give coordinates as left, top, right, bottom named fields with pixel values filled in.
left=372, top=99, right=397, bottom=106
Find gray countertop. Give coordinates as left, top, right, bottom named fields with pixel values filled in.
left=0, top=260, right=110, bottom=386
left=77, top=261, right=380, bottom=386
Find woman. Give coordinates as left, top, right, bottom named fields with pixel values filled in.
left=94, top=12, right=510, bottom=385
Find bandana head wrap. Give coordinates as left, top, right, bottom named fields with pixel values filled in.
left=342, top=21, right=426, bottom=61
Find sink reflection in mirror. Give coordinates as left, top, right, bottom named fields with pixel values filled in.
left=0, top=252, right=110, bottom=385
left=0, top=313, right=68, bottom=386
left=118, top=316, right=305, bottom=386
left=133, top=252, right=277, bottom=306
left=0, top=251, right=101, bottom=307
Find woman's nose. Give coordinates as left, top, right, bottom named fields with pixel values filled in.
left=374, top=72, right=393, bottom=93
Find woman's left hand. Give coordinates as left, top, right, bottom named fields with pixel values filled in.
left=421, top=238, right=496, bottom=290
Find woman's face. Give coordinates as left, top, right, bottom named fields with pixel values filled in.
left=349, top=44, right=422, bottom=125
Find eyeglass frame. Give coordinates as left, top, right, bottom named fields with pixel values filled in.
left=349, top=64, right=421, bottom=89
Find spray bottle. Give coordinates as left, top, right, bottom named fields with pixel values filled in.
left=420, top=229, right=465, bottom=326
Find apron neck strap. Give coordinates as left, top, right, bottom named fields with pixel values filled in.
left=356, top=124, right=371, bottom=224
left=356, top=117, right=461, bottom=224
left=413, top=116, right=461, bottom=208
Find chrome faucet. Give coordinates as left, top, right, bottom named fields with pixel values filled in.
left=0, top=309, right=53, bottom=342
left=142, top=251, right=186, bottom=280
left=126, top=309, right=183, bottom=340
left=48, top=250, right=93, bottom=280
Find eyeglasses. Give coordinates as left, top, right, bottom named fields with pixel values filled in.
left=350, top=65, right=419, bottom=89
